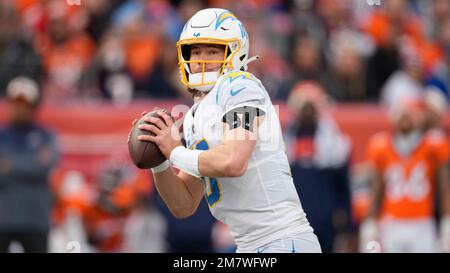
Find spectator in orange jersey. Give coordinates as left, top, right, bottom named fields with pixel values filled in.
left=49, top=170, right=92, bottom=253
left=362, top=0, right=424, bottom=48
left=13, top=0, right=38, bottom=14
left=360, top=97, right=450, bottom=252
left=49, top=155, right=152, bottom=253
left=34, top=1, right=96, bottom=101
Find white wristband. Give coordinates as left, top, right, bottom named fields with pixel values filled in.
left=151, top=160, right=170, bottom=174
left=169, top=146, right=204, bottom=178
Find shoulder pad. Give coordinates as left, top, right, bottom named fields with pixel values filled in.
left=220, top=71, right=259, bottom=87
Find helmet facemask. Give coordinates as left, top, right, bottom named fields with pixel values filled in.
left=177, top=38, right=242, bottom=92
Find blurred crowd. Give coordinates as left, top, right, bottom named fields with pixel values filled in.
left=0, top=0, right=449, bottom=105
left=0, top=0, right=450, bottom=253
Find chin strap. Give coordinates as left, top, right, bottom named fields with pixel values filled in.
left=245, top=55, right=260, bottom=66
left=240, top=55, right=260, bottom=71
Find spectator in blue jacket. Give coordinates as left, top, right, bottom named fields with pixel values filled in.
left=0, top=77, right=59, bottom=253
left=286, top=81, right=354, bottom=253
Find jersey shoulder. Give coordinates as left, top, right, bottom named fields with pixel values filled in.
left=220, top=70, right=260, bottom=85
left=424, top=129, right=449, bottom=147
left=368, top=132, right=391, bottom=149
left=423, top=129, right=450, bottom=161
left=214, top=70, right=267, bottom=107
left=367, top=132, right=392, bottom=156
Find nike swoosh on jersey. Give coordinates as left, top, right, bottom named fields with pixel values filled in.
left=230, top=87, right=246, bottom=96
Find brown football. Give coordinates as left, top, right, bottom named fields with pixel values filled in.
left=127, top=110, right=169, bottom=169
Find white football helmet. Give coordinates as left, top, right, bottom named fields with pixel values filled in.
left=177, top=8, right=256, bottom=92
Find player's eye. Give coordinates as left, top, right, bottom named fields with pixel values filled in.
left=208, top=49, right=220, bottom=55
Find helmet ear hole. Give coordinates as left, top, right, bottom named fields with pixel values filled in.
left=239, top=55, right=247, bottom=71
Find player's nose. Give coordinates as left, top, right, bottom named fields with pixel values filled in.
left=191, top=63, right=202, bottom=73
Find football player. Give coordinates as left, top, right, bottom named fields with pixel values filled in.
left=360, top=97, right=450, bottom=252
left=135, top=8, right=321, bottom=253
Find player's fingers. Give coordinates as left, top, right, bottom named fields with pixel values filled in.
left=156, top=111, right=173, bottom=127
left=131, top=119, right=138, bottom=126
left=138, top=124, right=161, bottom=135
left=143, top=116, right=165, bottom=129
left=141, top=110, right=149, bottom=117
left=137, top=134, right=157, bottom=143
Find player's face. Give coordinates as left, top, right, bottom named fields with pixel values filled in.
left=395, top=112, right=416, bottom=135
left=189, top=44, right=226, bottom=74
left=7, top=99, right=35, bottom=127
left=298, top=101, right=318, bottom=130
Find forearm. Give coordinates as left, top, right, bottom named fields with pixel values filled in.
left=366, top=187, right=383, bottom=219
left=198, top=144, right=244, bottom=178
left=170, top=142, right=250, bottom=179
left=197, top=122, right=256, bottom=178
left=359, top=168, right=383, bottom=251
left=366, top=172, right=384, bottom=220
left=9, top=162, right=53, bottom=180
left=7, top=144, right=59, bottom=181
left=153, top=168, right=199, bottom=218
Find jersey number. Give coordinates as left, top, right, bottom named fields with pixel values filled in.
left=195, top=139, right=222, bottom=207
left=384, top=162, right=430, bottom=201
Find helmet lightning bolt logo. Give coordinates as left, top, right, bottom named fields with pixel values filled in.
left=215, top=12, right=237, bottom=30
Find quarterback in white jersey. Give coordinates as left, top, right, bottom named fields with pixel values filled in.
left=136, top=8, right=321, bottom=253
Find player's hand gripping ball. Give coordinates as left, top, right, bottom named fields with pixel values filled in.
left=128, top=109, right=171, bottom=169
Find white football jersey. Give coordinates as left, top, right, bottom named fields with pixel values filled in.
left=182, top=70, right=313, bottom=250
